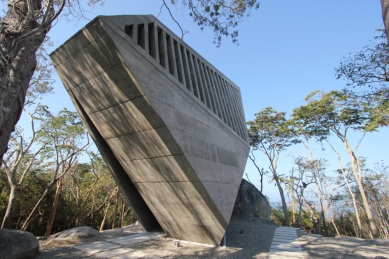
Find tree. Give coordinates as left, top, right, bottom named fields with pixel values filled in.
left=381, top=0, right=389, bottom=44
left=291, top=90, right=380, bottom=238
left=21, top=108, right=90, bottom=232
left=247, top=107, right=300, bottom=227
left=247, top=150, right=268, bottom=193
left=335, top=30, right=389, bottom=130
left=0, top=106, right=46, bottom=228
left=285, top=163, right=311, bottom=228
left=0, top=39, right=53, bottom=229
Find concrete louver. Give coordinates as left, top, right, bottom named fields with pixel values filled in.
left=50, top=15, right=250, bottom=246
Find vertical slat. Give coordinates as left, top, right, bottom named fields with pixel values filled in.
left=198, top=61, right=212, bottom=109
left=221, top=78, right=237, bottom=132
left=157, top=27, right=168, bottom=68
left=224, top=81, right=240, bottom=134
left=174, top=40, right=184, bottom=84
left=153, top=24, right=160, bottom=63
left=201, top=64, right=217, bottom=113
left=192, top=56, right=206, bottom=104
left=124, top=25, right=134, bottom=38
left=230, top=86, right=245, bottom=138
left=143, top=23, right=149, bottom=54
left=234, top=88, right=248, bottom=140
left=215, top=74, right=232, bottom=126
left=162, top=30, right=169, bottom=69
left=133, top=24, right=138, bottom=44
left=180, top=45, right=193, bottom=92
left=166, top=34, right=177, bottom=77
left=207, top=67, right=223, bottom=120
left=138, top=24, right=145, bottom=49
left=187, top=51, right=199, bottom=97
left=147, top=23, right=155, bottom=58
left=213, top=72, right=229, bottom=124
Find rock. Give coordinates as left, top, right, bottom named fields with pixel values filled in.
left=232, top=179, right=271, bottom=219
left=47, top=226, right=99, bottom=244
left=0, top=228, right=39, bottom=259
left=258, top=217, right=278, bottom=226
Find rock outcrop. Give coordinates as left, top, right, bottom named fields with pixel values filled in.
left=47, top=226, right=99, bottom=244
left=0, top=229, right=39, bottom=259
left=232, top=179, right=271, bottom=219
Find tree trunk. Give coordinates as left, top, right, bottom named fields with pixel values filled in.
left=347, top=152, right=379, bottom=238
left=0, top=1, right=48, bottom=166
left=45, top=179, right=63, bottom=237
left=381, top=0, right=389, bottom=44
left=1, top=183, right=18, bottom=228
left=21, top=180, right=56, bottom=231
left=275, top=177, right=290, bottom=227
left=111, top=190, right=120, bottom=229
left=120, top=201, right=125, bottom=228
left=99, top=203, right=110, bottom=232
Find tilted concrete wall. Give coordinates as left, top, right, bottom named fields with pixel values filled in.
left=50, top=15, right=250, bottom=246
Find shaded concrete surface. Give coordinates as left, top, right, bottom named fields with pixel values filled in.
left=74, top=232, right=165, bottom=258
left=36, top=219, right=276, bottom=259
left=50, top=15, right=249, bottom=245
left=299, top=234, right=389, bottom=258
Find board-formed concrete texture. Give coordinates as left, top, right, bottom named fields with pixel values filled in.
left=50, top=15, right=250, bottom=246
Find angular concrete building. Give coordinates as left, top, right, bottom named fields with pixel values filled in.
left=50, top=15, right=249, bottom=245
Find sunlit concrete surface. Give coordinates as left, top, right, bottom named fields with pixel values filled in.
left=50, top=15, right=249, bottom=246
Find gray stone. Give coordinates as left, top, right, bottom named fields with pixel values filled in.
left=0, top=229, right=39, bottom=259
left=47, top=226, right=99, bottom=242
left=50, top=15, right=250, bottom=246
left=232, top=179, right=271, bottom=219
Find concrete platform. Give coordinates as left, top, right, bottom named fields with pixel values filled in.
left=95, top=248, right=135, bottom=258
left=74, top=232, right=163, bottom=258
left=108, top=232, right=165, bottom=245
left=74, top=241, right=121, bottom=254
left=268, top=227, right=304, bottom=259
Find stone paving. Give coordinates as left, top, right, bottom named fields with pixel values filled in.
left=74, top=232, right=165, bottom=259
left=268, top=227, right=304, bottom=259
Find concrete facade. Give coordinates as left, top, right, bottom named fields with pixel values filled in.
left=50, top=15, right=250, bottom=246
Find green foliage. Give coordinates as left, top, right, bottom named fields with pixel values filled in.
left=270, top=207, right=285, bottom=226
left=248, top=107, right=300, bottom=153
left=180, top=0, right=260, bottom=46
left=291, top=90, right=377, bottom=140
left=335, top=30, right=389, bottom=129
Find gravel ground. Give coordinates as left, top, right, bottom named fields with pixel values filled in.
left=299, top=233, right=389, bottom=259
left=36, top=218, right=276, bottom=259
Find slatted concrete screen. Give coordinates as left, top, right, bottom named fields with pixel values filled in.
left=50, top=15, right=250, bottom=246
left=124, top=21, right=248, bottom=140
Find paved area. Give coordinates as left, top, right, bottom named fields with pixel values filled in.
left=74, top=232, right=165, bottom=259
left=268, top=227, right=304, bottom=259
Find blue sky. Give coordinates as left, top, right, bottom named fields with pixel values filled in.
left=39, top=0, right=388, bottom=203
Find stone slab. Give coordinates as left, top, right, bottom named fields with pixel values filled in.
left=95, top=248, right=135, bottom=258
left=74, top=241, right=121, bottom=254
left=272, top=240, right=300, bottom=246
left=272, top=234, right=297, bottom=238
left=111, top=251, right=150, bottom=259
left=269, top=249, right=304, bottom=257
left=268, top=255, right=293, bottom=259
left=108, top=232, right=165, bottom=246
left=271, top=237, right=298, bottom=242
left=271, top=244, right=302, bottom=252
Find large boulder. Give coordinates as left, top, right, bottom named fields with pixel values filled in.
left=0, top=229, right=39, bottom=259
left=232, top=179, right=271, bottom=219
left=47, top=226, right=99, bottom=244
